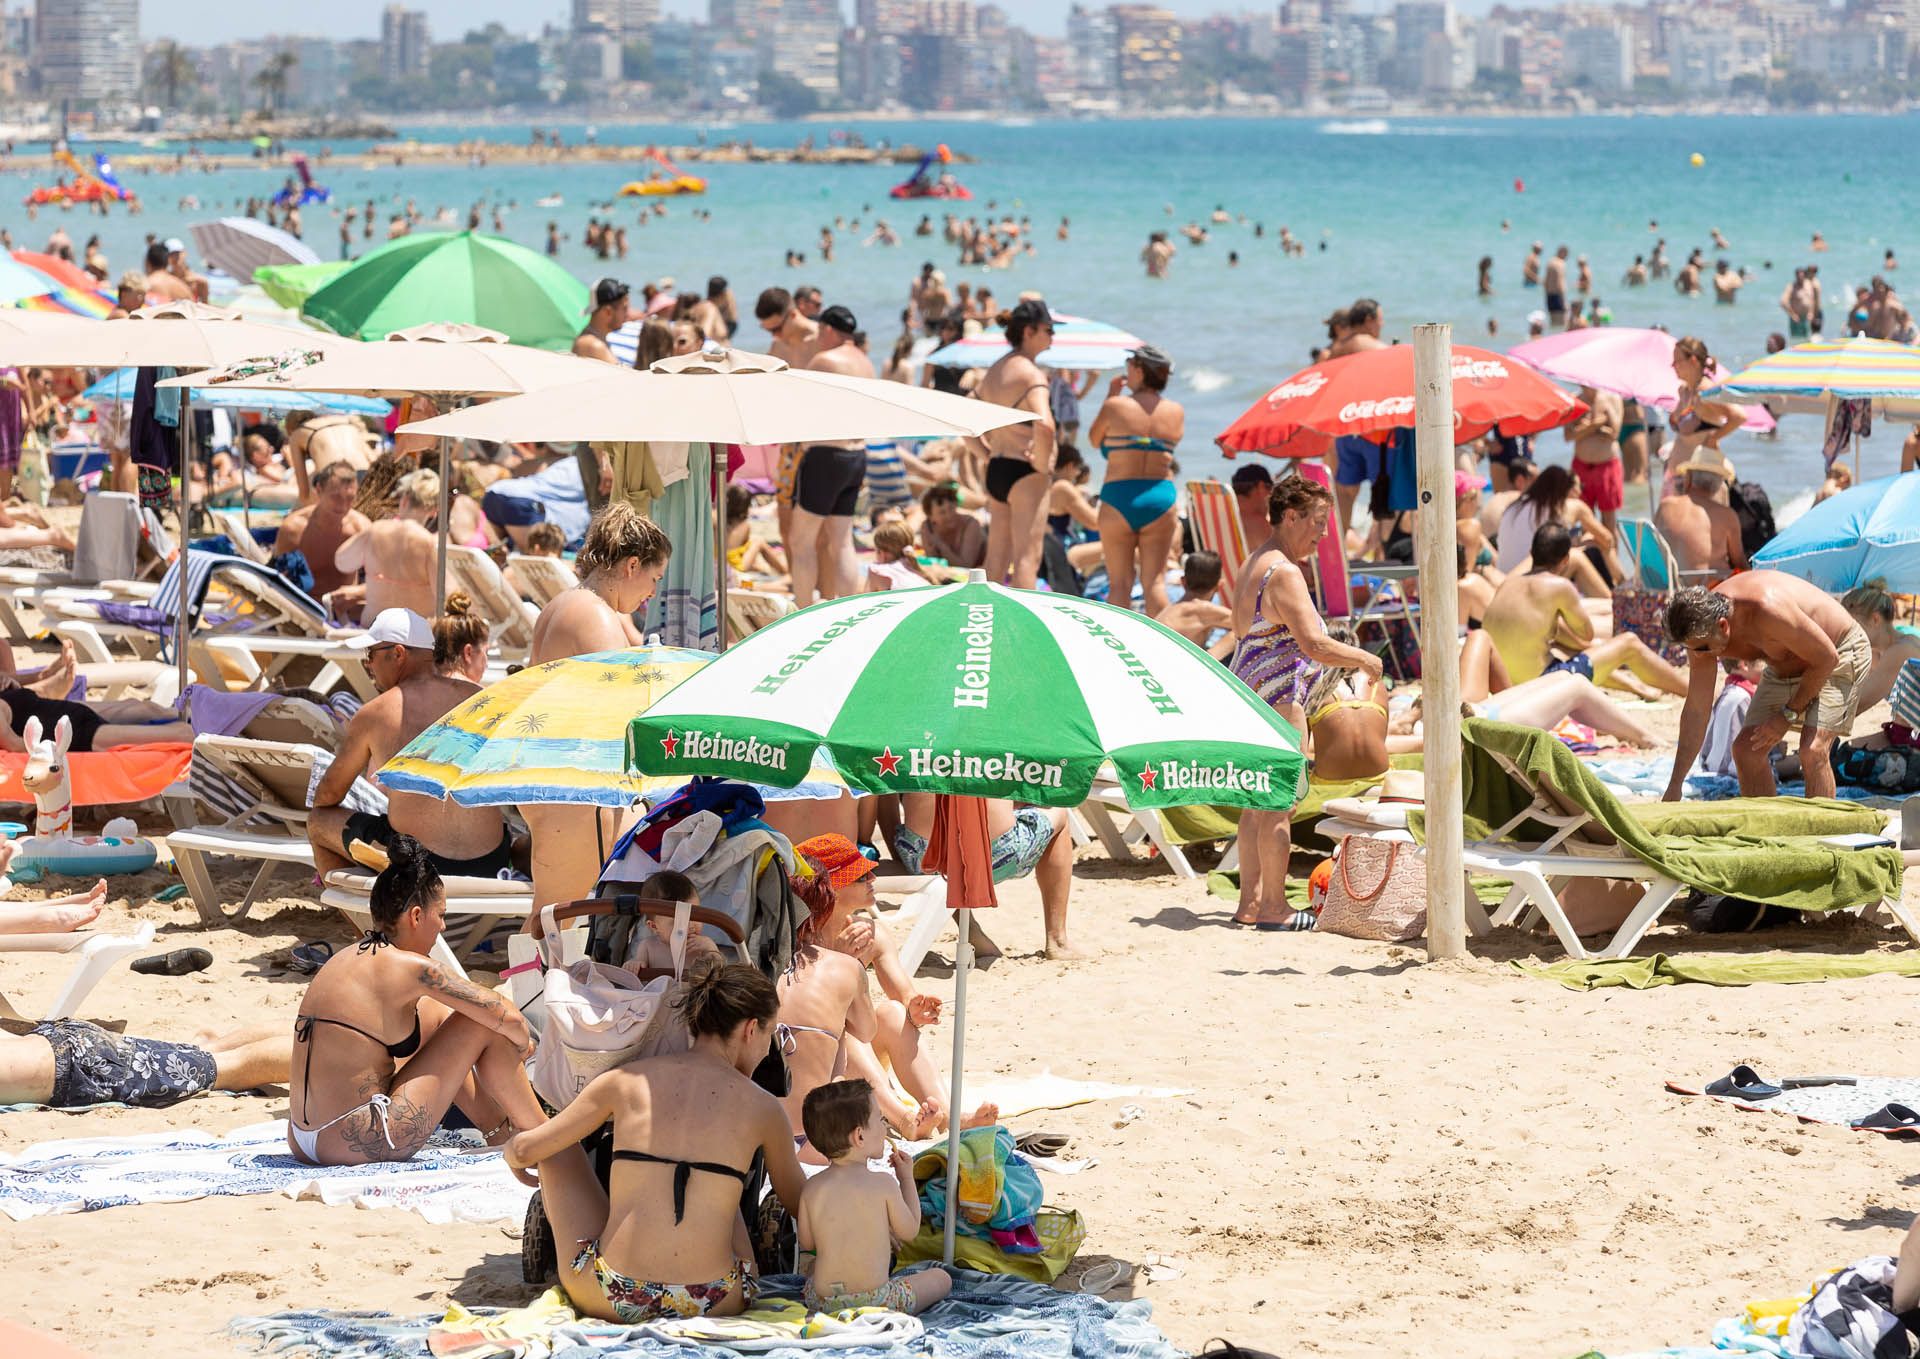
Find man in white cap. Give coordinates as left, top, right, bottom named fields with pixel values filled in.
left=142, top=240, right=193, bottom=303
left=164, top=237, right=208, bottom=302
left=308, top=608, right=515, bottom=878
left=1655, top=449, right=1748, bottom=578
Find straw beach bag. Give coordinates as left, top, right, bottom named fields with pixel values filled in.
left=1317, top=836, right=1427, bottom=942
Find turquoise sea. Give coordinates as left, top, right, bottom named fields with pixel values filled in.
left=23, top=113, right=1920, bottom=511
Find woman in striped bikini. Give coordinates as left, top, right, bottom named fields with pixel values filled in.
left=1229, top=476, right=1383, bottom=929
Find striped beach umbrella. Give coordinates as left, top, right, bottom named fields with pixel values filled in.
left=923, top=313, right=1143, bottom=371
left=1703, top=336, right=1920, bottom=419
left=627, top=576, right=1305, bottom=811
left=381, top=646, right=848, bottom=809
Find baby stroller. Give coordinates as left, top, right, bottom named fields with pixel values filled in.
left=517, top=788, right=804, bottom=1285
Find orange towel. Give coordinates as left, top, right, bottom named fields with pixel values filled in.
left=0, top=743, right=192, bottom=806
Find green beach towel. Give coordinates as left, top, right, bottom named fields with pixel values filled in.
left=1516, top=952, right=1920, bottom=990
left=1408, top=720, right=1901, bottom=914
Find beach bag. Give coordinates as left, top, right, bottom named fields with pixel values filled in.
left=1612, top=586, right=1686, bottom=667
left=528, top=901, right=691, bottom=1110
left=1788, top=1256, right=1920, bottom=1359
left=1355, top=612, right=1421, bottom=679
left=1316, top=835, right=1426, bottom=942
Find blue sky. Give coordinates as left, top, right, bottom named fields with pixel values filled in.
left=147, top=0, right=1522, bottom=45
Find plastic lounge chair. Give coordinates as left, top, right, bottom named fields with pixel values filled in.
left=726, top=589, right=792, bottom=645
left=3, top=921, right=158, bottom=1021
left=506, top=553, right=579, bottom=609
left=209, top=510, right=274, bottom=565
left=43, top=552, right=328, bottom=670
left=1185, top=480, right=1248, bottom=597
left=446, top=545, right=538, bottom=658
left=1329, top=719, right=1917, bottom=960
left=322, top=868, right=532, bottom=963
left=1072, top=778, right=1221, bottom=880
left=169, top=732, right=385, bottom=925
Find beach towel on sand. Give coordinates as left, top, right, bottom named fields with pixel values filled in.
left=1667, top=1074, right=1920, bottom=1138
left=1519, top=953, right=1920, bottom=991
left=1411, top=720, right=1902, bottom=914
left=0, top=1119, right=532, bottom=1224
left=233, top=1269, right=1183, bottom=1359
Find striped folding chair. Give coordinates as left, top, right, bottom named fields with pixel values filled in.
left=1184, top=479, right=1247, bottom=600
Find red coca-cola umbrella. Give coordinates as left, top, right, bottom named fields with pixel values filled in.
left=1217, top=344, right=1586, bottom=458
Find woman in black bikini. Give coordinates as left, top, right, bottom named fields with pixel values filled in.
left=287, top=837, right=542, bottom=1167
left=506, top=964, right=809, bottom=1324
left=975, top=298, right=1059, bottom=589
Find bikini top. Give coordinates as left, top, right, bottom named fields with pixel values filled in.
left=1099, top=435, right=1176, bottom=459
left=611, top=1149, right=751, bottom=1224
left=291, top=931, right=426, bottom=1122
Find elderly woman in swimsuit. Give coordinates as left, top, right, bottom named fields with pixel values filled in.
left=1087, top=344, right=1185, bottom=618
left=1230, top=476, right=1383, bottom=929
left=287, top=838, right=543, bottom=1168
left=506, top=965, right=808, bottom=1323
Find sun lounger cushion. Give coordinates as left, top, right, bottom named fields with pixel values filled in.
left=1416, top=719, right=1902, bottom=913
left=0, top=744, right=191, bottom=805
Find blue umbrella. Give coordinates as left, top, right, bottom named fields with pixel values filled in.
left=1751, top=472, right=1920, bottom=591
left=79, top=368, right=390, bottom=416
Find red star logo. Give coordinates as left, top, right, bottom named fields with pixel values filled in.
left=873, top=747, right=902, bottom=776
left=1137, top=765, right=1158, bottom=791
left=660, top=733, right=679, bottom=758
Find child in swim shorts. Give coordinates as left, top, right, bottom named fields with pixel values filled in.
left=795, top=1079, right=951, bottom=1317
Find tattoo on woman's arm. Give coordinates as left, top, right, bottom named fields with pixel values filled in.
left=419, top=961, right=505, bottom=1017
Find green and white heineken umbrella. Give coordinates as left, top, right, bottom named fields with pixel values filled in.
left=627, top=571, right=1303, bottom=1263
left=625, top=575, right=1306, bottom=810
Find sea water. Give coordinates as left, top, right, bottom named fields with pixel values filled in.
left=28, top=113, right=1920, bottom=510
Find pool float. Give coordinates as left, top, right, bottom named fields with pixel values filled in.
left=13, top=718, right=157, bottom=878
left=891, top=143, right=971, bottom=200
left=619, top=150, right=706, bottom=197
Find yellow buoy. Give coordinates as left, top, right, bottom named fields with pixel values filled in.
left=1690, top=152, right=1705, bottom=167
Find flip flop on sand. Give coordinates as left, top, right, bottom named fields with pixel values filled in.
left=1704, top=1065, right=1782, bottom=1100
left=130, top=947, right=212, bottom=977
left=1852, top=1103, right=1920, bottom=1131
left=1016, top=1131, right=1072, bottom=1158
left=287, top=941, right=334, bottom=975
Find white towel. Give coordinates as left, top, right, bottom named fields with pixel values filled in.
left=0, top=1119, right=532, bottom=1224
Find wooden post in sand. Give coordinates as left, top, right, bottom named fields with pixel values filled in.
left=1413, top=324, right=1467, bottom=961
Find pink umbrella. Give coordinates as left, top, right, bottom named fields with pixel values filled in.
left=1508, top=327, right=1776, bottom=432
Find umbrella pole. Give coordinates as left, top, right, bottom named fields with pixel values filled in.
left=1413, top=324, right=1466, bottom=961
left=434, top=433, right=451, bottom=612
left=177, top=389, right=194, bottom=702
left=714, top=448, right=728, bottom=652
left=942, top=864, right=973, bottom=1265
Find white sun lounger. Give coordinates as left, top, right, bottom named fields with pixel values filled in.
left=3, top=921, right=158, bottom=1021
left=321, top=868, right=532, bottom=964
left=446, top=545, right=538, bottom=658
left=506, top=553, right=579, bottom=609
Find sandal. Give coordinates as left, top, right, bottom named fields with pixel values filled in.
left=1852, top=1103, right=1920, bottom=1131
left=1703, top=1064, right=1782, bottom=1101
left=1015, top=1131, right=1071, bottom=1158
left=130, top=947, right=212, bottom=976
left=287, top=940, right=334, bottom=975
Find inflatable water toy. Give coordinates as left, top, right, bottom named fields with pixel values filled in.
left=891, top=143, right=971, bottom=201
left=618, top=149, right=706, bottom=197
left=271, top=155, right=331, bottom=207
left=26, top=150, right=135, bottom=208
left=15, top=721, right=156, bottom=877
left=535, top=194, right=564, bottom=208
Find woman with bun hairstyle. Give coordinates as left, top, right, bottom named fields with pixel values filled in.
left=504, top=963, right=806, bottom=1322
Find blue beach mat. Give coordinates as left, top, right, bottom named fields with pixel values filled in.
left=230, top=1270, right=1185, bottom=1359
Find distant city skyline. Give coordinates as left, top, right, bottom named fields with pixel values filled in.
left=142, top=0, right=1548, bottom=46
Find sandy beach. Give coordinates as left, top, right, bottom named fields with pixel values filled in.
left=4, top=752, right=1918, bottom=1359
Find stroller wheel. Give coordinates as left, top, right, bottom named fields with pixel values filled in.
left=522, top=1190, right=558, bottom=1286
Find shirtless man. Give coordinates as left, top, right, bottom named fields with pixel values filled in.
left=573, top=278, right=629, bottom=363
left=1159, top=551, right=1234, bottom=657
left=287, top=410, right=374, bottom=477
left=142, top=241, right=193, bottom=303
left=335, top=470, right=439, bottom=621
left=1479, top=456, right=1533, bottom=539
left=1566, top=385, right=1625, bottom=543
left=1655, top=458, right=1748, bottom=579
left=975, top=298, right=1055, bottom=589
left=1328, top=298, right=1385, bottom=358
left=308, top=609, right=513, bottom=877
left=1141, top=231, right=1175, bottom=277
left=1781, top=268, right=1815, bottom=341
left=273, top=463, right=370, bottom=602
left=1663, top=572, right=1872, bottom=800
left=1713, top=259, right=1743, bottom=304
left=791, top=305, right=876, bottom=607
left=1543, top=246, right=1569, bottom=326
left=755, top=286, right=820, bottom=368
left=0, top=1019, right=287, bottom=1110
left=1230, top=464, right=1273, bottom=576
left=165, top=238, right=210, bottom=302
left=1521, top=242, right=1542, bottom=288
left=1482, top=522, right=1688, bottom=700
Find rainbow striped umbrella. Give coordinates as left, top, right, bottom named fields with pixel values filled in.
left=0, top=256, right=111, bottom=317
left=924, top=313, right=1143, bottom=371
left=380, top=645, right=847, bottom=808
left=1703, top=336, right=1920, bottom=420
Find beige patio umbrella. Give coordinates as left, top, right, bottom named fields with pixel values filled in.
left=397, top=341, right=1038, bottom=650
left=0, top=303, right=360, bottom=698
left=168, top=328, right=617, bottom=604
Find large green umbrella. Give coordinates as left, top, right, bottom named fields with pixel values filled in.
left=301, top=230, right=590, bottom=351
left=626, top=572, right=1304, bottom=1260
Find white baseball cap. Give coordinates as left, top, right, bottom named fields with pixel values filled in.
left=346, top=607, right=434, bottom=651
left=163, top=237, right=186, bottom=254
